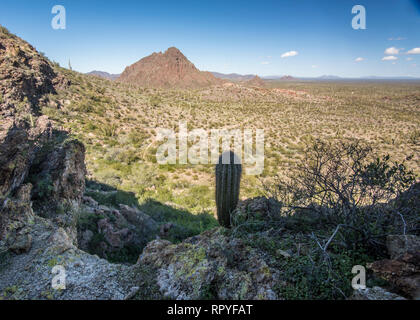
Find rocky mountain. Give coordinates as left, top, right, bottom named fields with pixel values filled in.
left=117, top=47, right=221, bottom=89
left=86, top=71, right=120, bottom=81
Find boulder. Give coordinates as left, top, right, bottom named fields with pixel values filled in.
left=138, top=228, right=279, bottom=300
left=368, top=235, right=420, bottom=299
left=0, top=216, right=137, bottom=299
left=77, top=202, right=159, bottom=262
left=30, top=138, right=86, bottom=213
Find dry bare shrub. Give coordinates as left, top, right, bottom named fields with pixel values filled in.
left=269, top=139, right=418, bottom=255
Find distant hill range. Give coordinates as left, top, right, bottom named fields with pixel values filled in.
left=117, top=47, right=221, bottom=89
left=262, top=75, right=297, bottom=80
left=359, top=75, right=420, bottom=80
left=317, top=75, right=342, bottom=80
left=211, top=72, right=256, bottom=81
left=86, top=71, right=120, bottom=80
left=86, top=68, right=420, bottom=85
left=280, top=75, right=295, bottom=80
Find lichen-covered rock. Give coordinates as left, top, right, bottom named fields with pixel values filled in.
left=139, top=228, right=279, bottom=300
left=0, top=126, right=32, bottom=199
left=30, top=138, right=86, bottom=214
left=350, top=287, right=406, bottom=300
left=0, top=184, right=34, bottom=246
left=0, top=116, right=53, bottom=200
left=118, top=204, right=159, bottom=236
left=0, top=216, right=137, bottom=300
left=76, top=199, right=159, bottom=262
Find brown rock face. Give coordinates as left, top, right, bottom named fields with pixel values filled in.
left=367, top=235, right=420, bottom=299
left=117, top=47, right=221, bottom=89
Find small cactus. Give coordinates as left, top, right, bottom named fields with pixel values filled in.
left=215, top=151, right=242, bottom=228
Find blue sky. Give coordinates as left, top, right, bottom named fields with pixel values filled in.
left=1, top=0, right=419, bottom=77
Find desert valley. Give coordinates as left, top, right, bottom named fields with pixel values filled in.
left=0, top=23, right=419, bottom=301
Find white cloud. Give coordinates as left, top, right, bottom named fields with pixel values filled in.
left=261, top=61, right=270, bottom=65
left=407, top=48, right=420, bottom=54
left=355, top=57, right=364, bottom=62
left=388, top=37, right=405, bottom=41
left=384, top=47, right=400, bottom=55
left=406, top=57, right=413, bottom=61
left=281, top=51, right=298, bottom=58
left=382, top=56, right=398, bottom=61
left=311, top=65, right=318, bottom=68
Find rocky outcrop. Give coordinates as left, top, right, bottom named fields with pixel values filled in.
left=0, top=125, right=33, bottom=199
left=0, top=183, right=34, bottom=252
left=0, top=121, right=138, bottom=299
left=0, top=27, right=159, bottom=300
left=0, top=26, right=67, bottom=116
left=0, top=24, right=64, bottom=202
left=367, top=235, right=420, bottom=299
left=0, top=216, right=137, bottom=299
left=0, top=116, right=53, bottom=200
left=77, top=197, right=159, bottom=262
left=138, top=228, right=279, bottom=300
left=29, top=137, right=86, bottom=214
left=350, top=287, right=406, bottom=300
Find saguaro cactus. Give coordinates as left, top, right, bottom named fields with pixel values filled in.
left=215, top=151, right=242, bottom=228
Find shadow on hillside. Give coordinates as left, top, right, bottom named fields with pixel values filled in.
left=84, top=179, right=218, bottom=245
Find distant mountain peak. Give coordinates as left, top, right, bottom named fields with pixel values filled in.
left=165, top=46, right=183, bottom=55
left=117, top=47, right=220, bottom=88
left=244, top=75, right=265, bottom=87
left=86, top=71, right=120, bottom=80
left=280, top=75, right=295, bottom=80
